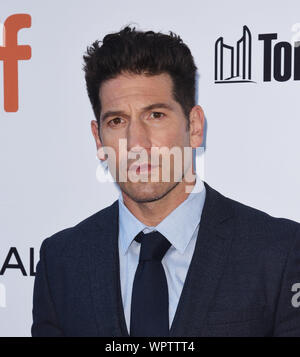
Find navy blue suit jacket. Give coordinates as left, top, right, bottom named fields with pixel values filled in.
left=31, top=182, right=300, bottom=336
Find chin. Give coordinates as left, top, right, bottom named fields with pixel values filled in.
left=119, top=181, right=178, bottom=203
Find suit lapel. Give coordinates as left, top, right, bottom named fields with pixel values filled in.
left=85, top=200, right=129, bottom=336
left=169, top=181, right=235, bottom=336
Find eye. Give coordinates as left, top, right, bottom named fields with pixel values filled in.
left=149, top=112, right=165, bottom=120
left=107, top=117, right=124, bottom=127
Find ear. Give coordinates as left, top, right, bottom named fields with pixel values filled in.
left=91, top=120, right=106, bottom=161
left=189, top=105, right=205, bottom=148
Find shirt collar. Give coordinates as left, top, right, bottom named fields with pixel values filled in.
left=118, top=174, right=206, bottom=255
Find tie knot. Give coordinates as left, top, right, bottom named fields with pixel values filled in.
left=134, top=230, right=171, bottom=262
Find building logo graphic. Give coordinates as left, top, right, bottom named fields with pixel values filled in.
left=0, top=14, right=31, bottom=112
left=215, top=25, right=255, bottom=83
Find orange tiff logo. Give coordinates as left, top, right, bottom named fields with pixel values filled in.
left=0, top=14, right=31, bottom=112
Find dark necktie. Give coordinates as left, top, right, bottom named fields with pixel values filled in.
left=130, top=230, right=172, bottom=337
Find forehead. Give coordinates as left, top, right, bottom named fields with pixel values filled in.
left=99, top=72, right=174, bottom=108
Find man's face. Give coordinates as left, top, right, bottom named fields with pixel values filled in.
left=93, top=71, right=200, bottom=203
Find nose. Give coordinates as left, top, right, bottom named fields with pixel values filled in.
left=126, top=118, right=151, bottom=154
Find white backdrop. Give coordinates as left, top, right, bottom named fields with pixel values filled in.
left=0, top=0, right=299, bottom=336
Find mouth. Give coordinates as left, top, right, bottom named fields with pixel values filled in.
left=128, top=163, right=159, bottom=174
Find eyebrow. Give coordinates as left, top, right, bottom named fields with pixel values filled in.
left=100, top=102, right=174, bottom=122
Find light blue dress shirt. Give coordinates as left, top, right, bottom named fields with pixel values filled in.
left=118, top=174, right=206, bottom=331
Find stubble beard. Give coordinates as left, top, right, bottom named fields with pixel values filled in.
left=118, top=172, right=184, bottom=203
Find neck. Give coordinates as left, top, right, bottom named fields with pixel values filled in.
left=121, top=173, right=196, bottom=227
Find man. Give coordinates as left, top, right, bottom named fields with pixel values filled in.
left=31, top=26, right=300, bottom=337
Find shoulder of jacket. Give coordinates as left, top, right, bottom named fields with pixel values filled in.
left=39, top=199, right=119, bottom=257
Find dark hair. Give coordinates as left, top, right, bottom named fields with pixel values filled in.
left=82, top=25, right=197, bottom=133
